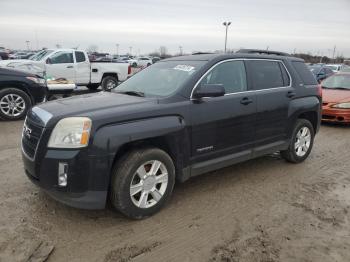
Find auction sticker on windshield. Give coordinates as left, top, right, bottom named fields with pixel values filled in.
left=173, top=65, right=195, bottom=72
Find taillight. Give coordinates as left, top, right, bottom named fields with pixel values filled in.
left=317, top=84, right=322, bottom=98
left=128, top=65, right=131, bottom=75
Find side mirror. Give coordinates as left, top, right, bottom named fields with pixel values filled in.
left=317, top=72, right=325, bottom=77
left=193, top=84, right=225, bottom=99
left=46, top=58, right=52, bottom=64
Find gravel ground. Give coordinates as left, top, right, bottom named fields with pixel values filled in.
left=0, top=118, right=350, bottom=262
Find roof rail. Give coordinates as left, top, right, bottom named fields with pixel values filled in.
left=236, top=49, right=291, bottom=56
left=192, top=52, right=214, bottom=55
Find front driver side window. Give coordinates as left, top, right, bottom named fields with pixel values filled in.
left=50, top=51, right=74, bottom=64
left=200, top=60, right=247, bottom=93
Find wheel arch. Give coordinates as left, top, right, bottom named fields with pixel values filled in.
left=297, top=111, right=318, bottom=133
left=90, top=116, right=190, bottom=195
left=102, top=72, right=119, bottom=81
left=0, top=84, right=35, bottom=105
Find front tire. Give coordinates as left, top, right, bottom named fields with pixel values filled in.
left=0, top=88, right=31, bottom=120
left=101, top=76, right=118, bottom=91
left=110, top=148, right=175, bottom=219
left=281, top=119, right=314, bottom=163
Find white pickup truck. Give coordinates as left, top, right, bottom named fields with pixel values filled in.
left=0, top=49, right=131, bottom=91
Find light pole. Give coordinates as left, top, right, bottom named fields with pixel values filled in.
left=179, top=46, right=183, bottom=55
left=129, top=46, right=132, bottom=56
left=25, top=40, right=30, bottom=51
left=223, top=21, right=231, bottom=53
left=116, top=44, right=119, bottom=56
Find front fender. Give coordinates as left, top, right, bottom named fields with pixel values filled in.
left=88, top=116, right=187, bottom=191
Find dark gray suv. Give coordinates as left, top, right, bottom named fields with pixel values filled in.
left=22, top=50, right=321, bottom=219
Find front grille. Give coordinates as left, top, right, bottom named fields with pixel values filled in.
left=22, top=118, right=44, bottom=159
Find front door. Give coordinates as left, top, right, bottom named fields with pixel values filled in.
left=190, top=60, right=256, bottom=170
left=45, top=51, right=75, bottom=82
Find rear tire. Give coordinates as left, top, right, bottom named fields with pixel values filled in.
left=110, top=148, right=175, bottom=219
left=0, top=88, right=31, bottom=120
left=281, top=119, right=314, bottom=163
left=101, top=76, right=118, bottom=91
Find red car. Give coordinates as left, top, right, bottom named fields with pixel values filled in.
left=322, top=73, right=350, bottom=123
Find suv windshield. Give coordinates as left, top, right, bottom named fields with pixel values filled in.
left=30, top=50, right=54, bottom=61
left=115, top=60, right=205, bottom=97
left=322, top=74, right=350, bottom=89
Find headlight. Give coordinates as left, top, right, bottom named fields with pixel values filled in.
left=26, top=76, right=46, bottom=85
left=48, top=117, right=92, bottom=148
left=332, top=102, right=350, bottom=109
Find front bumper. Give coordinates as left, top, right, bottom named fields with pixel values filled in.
left=322, top=105, right=350, bottom=123
left=22, top=147, right=111, bottom=209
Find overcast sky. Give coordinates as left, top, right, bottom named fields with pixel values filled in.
left=1, top=0, right=350, bottom=57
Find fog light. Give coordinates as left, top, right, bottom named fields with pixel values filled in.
left=58, top=162, right=68, bottom=187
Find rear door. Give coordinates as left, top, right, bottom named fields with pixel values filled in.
left=45, top=51, right=75, bottom=82
left=190, top=60, right=256, bottom=169
left=74, top=51, right=90, bottom=85
left=246, top=60, right=293, bottom=155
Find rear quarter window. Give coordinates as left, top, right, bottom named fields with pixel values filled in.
left=292, top=61, right=318, bottom=85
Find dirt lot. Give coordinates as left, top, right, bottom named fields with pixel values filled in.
left=0, top=120, right=350, bottom=262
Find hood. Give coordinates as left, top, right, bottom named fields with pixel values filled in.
left=322, top=88, right=350, bottom=103
left=0, top=67, right=38, bottom=77
left=33, top=92, right=157, bottom=127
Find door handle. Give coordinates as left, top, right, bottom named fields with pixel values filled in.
left=67, top=65, right=74, bottom=68
left=240, top=97, right=253, bottom=105
left=286, top=91, right=296, bottom=98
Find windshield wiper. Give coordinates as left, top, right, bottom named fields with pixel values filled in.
left=116, top=91, right=145, bottom=97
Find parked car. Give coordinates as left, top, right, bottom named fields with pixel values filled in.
left=321, top=73, right=350, bottom=123
left=136, top=57, right=153, bottom=67
left=308, top=64, right=334, bottom=83
left=0, top=68, right=47, bottom=120
left=21, top=50, right=321, bottom=219
left=0, top=51, right=9, bottom=60
left=9, top=52, right=30, bottom=59
left=152, top=57, right=161, bottom=63
left=325, top=64, right=346, bottom=73
left=0, top=49, right=131, bottom=91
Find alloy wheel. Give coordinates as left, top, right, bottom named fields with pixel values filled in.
left=130, top=160, right=169, bottom=209
left=294, top=126, right=311, bottom=157
left=0, top=94, right=26, bottom=117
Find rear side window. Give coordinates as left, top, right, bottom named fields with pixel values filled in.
left=75, top=51, right=86, bottom=63
left=247, top=60, right=285, bottom=90
left=292, top=61, right=318, bottom=85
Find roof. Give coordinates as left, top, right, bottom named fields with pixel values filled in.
left=163, top=53, right=304, bottom=63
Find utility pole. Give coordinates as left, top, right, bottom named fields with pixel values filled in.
left=332, top=45, right=336, bottom=62
left=222, top=21, right=231, bottom=53
left=25, top=40, right=30, bottom=51
left=116, top=43, right=119, bottom=56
